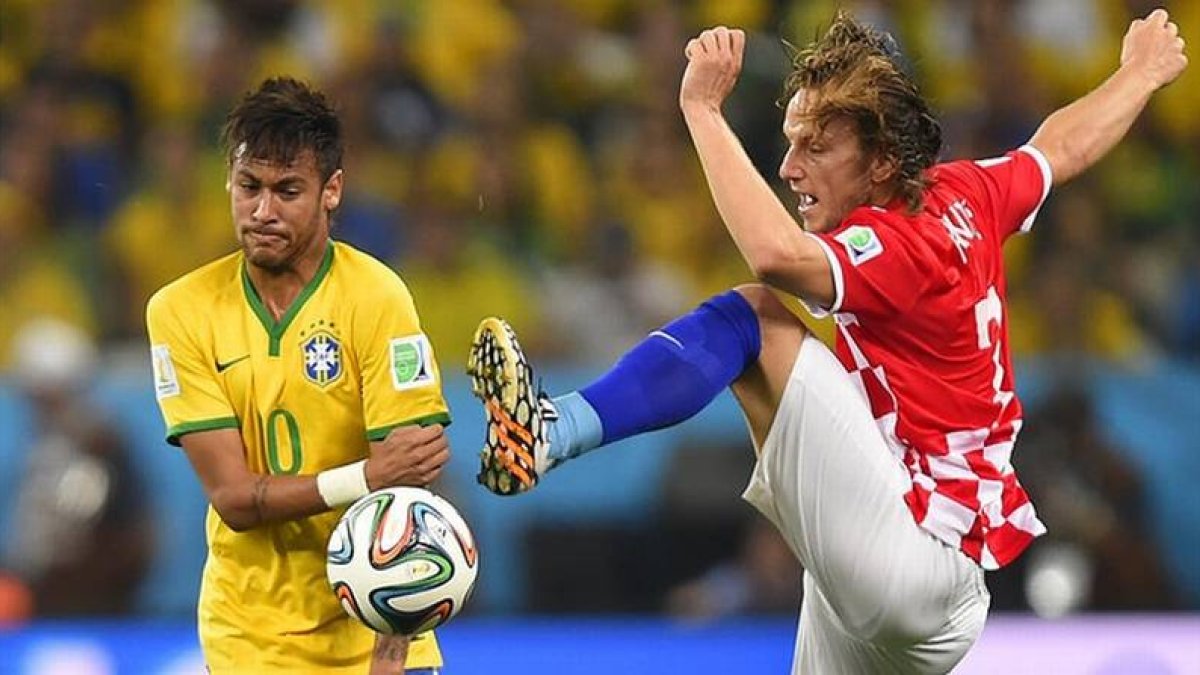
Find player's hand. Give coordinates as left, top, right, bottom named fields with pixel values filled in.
left=680, top=26, right=746, bottom=114
left=1120, top=8, right=1188, bottom=90
left=365, top=424, right=450, bottom=489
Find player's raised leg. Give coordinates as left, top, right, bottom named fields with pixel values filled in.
left=732, top=288, right=988, bottom=672
left=722, top=284, right=805, bottom=450
left=468, top=288, right=762, bottom=495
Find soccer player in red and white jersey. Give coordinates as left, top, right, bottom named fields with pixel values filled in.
left=467, top=9, right=1188, bottom=673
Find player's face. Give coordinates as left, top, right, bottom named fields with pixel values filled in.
left=229, top=150, right=342, bottom=271
left=779, top=90, right=893, bottom=233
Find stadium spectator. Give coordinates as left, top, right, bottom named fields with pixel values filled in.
left=998, top=385, right=1179, bottom=612
left=1007, top=189, right=1156, bottom=364
left=1, top=318, right=152, bottom=617
left=1175, top=245, right=1200, bottom=357
left=104, top=120, right=233, bottom=339
left=539, top=218, right=691, bottom=364
left=0, top=81, right=99, bottom=362
left=467, top=8, right=1187, bottom=673
left=395, top=192, right=548, bottom=361
left=667, top=517, right=801, bottom=621
left=0, top=184, right=97, bottom=369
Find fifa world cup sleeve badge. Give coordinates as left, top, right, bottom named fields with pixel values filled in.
left=151, top=344, right=181, bottom=399
left=389, top=335, right=436, bottom=391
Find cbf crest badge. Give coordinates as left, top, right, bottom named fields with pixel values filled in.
left=300, top=320, right=342, bottom=388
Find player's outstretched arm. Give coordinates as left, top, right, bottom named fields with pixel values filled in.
left=679, top=26, right=835, bottom=306
left=180, top=425, right=448, bottom=531
left=1030, top=8, right=1187, bottom=186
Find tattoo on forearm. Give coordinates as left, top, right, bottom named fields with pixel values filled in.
left=252, top=476, right=268, bottom=523
left=374, top=636, right=409, bottom=663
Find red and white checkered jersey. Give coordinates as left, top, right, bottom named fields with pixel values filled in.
left=803, top=145, right=1053, bottom=569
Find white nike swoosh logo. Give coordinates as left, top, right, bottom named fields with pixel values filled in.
left=649, top=330, right=684, bottom=349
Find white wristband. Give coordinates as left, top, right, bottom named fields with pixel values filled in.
left=317, top=460, right=370, bottom=507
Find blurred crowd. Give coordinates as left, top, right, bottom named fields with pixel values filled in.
left=0, top=0, right=1196, bottom=619
left=1, top=0, right=1197, bottom=367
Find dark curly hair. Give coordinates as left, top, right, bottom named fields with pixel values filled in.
left=221, top=77, right=343, bottom=182
left=784, top=11, right=942, bottom=212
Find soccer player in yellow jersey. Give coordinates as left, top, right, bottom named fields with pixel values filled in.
left=146, top=77, right=452, bottom=674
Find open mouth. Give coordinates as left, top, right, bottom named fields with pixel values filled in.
left=796, top=193, right=818, bottom=215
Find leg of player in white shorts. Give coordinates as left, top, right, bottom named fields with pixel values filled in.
left=730, top=285, right=990, bottom=674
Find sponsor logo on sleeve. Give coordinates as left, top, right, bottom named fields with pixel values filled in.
left=389, top=335, right=436, bottom=391
left=151, top=344, right=180, bottom=399
left=835, top=225, right=884, bottom=266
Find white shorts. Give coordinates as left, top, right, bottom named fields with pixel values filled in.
left=742, top=336, right=990, bottom=674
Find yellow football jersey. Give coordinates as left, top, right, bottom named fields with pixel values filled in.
left=147, top=240, right=449, bottom=673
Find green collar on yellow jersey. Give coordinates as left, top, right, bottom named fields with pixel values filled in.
left=241, top=240, right=336, bottom=356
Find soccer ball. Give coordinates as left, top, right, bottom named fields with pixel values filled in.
left=326, top=487, right=478, bottom=635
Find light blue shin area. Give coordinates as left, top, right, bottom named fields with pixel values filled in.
left=0, top=357, right=1197, bottom=617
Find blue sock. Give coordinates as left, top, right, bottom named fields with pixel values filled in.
left=546, top=290, right=761, bottom=462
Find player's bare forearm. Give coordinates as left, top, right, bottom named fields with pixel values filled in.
left=1029, top=66, right=1157, bottom=186
left=1030, top=8, right=1187, bottom=186
left=180, top=428, right=334, bottom=531
left=682, top=104, right=835, bottom=305
left=208, top=471, right=329, bottom=531
left=238, top=474, right=330, bottom=530
left=180, top=424, right=449, bottom=532
left=680, top=27, right=834, bottom=305
left=369, top=634, right=410, bottom=675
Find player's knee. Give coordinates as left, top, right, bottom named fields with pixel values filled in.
left=726, top=284, right=808, bottom=444
left=732, top=283, right=808, bottom=340
left=732, top=282, right=779, bottom=312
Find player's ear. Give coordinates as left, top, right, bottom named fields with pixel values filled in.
left=323, top=169, right=344, bottom=211
left=869, top=152, right=899, bottom=185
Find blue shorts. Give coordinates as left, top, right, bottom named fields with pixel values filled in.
left=408, top=670, right=440, bottom=675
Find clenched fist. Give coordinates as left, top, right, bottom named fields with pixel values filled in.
left=680, top=26, right=746, bottom=114
left=1120, top=8, right=1188, bottom=90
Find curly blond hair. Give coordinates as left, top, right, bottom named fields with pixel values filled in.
left=784, top=11, right=942, bottom=212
